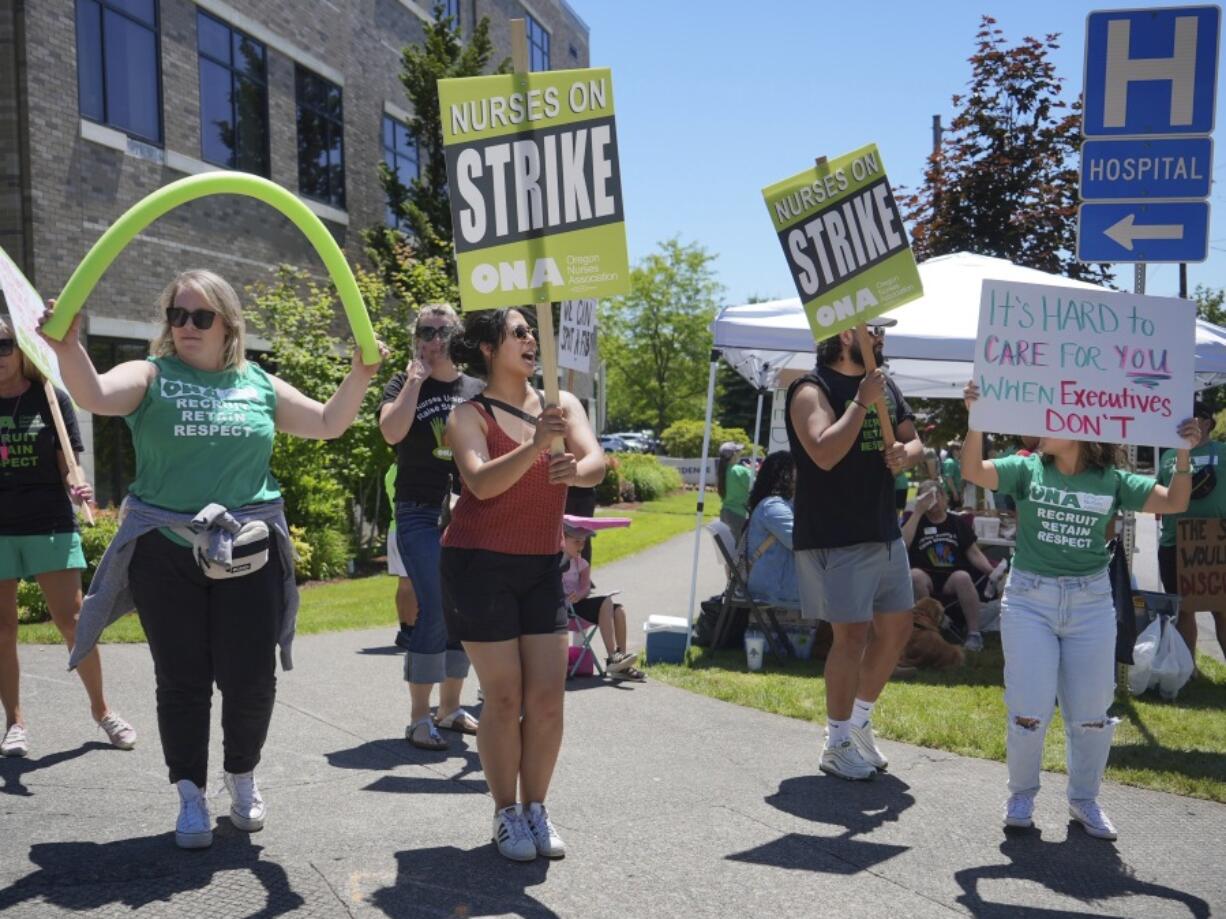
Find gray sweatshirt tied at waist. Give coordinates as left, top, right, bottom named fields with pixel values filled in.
left=69, top=495, right=299, bottom=671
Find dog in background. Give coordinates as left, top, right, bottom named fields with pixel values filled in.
left=900, top=597, right=965, bottom=670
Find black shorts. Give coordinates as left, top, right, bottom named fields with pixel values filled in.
left=572, top=594, right=618, bottom=625
left=1158, top=544, right=1178, bottom=595
left=441, top=547, right=568, bottom=642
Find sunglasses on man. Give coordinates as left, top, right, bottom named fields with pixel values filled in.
left=0, top=339, right=14, bottom=357
left=166, top=306, right=219, bottom=330
left=415, top=325, right=455, bottom=343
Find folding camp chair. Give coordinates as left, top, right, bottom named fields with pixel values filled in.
left=705, top=521, right=793, bottom=660
left=566, top=602, right=606, bottom=678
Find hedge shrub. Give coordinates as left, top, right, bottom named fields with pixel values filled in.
left=660, top=420, right=754, bottom=458
left=608, top=453, right=683, bottom=503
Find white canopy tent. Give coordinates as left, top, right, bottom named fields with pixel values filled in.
left=681, top=252, right=1226, bottom=650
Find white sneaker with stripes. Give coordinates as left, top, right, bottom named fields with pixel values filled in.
left=492, top=805, right=537, bottom=862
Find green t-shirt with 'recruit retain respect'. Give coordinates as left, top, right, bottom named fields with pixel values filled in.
left=993, top=453, right=1155, bottom=577
left=1157, top=441, right=1226, bottom=547
left=125, top=355, right=281, bottom=514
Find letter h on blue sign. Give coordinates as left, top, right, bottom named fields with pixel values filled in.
left=1083, top=6, right=1220, bottom=137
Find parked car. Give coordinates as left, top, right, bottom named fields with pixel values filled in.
left=614, top=433, right=650, bottom=453
left=599, top=434, right=629, bottom=452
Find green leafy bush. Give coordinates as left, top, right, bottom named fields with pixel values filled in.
left=595, top=457, right=621, bottom=506
left=660, top=420, right=753, bottom=458
left=612, top=453, right=683, bottom=503
left=300, top=526, right=351, bottom=581
left=17, top=509, right=121, bottom=624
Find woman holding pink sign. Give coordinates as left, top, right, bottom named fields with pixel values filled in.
left=961, top=380, right=1197, bottom=841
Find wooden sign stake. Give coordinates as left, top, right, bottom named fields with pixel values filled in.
left=43, top=379, right=94, bottom=525
left=815, top=155, right=895, bottom=449
left=511, top=19, right=565, bottom=455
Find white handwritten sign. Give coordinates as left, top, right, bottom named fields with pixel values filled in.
left=558, top=298, right=597, bottom=374
left=0, top=246, right=63, bottom=390
left=970, top=279, right=1195, bottom=448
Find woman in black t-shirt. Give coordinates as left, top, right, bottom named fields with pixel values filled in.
left=0, top=319, right=135, bottom=758
left=378, top=305, right=484, bottom=750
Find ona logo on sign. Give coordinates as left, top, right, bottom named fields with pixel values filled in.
left=470, top=258, right=563, bottom=294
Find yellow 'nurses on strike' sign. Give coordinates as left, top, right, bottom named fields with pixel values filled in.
left=438, top=67, right=629, bottom=310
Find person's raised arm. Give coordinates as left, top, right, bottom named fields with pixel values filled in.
left=273, top=342, right=387, bottom=440
left=1142, top=419, right=1201, bottom=514
left=37, top=309, right=154, bottom=416
left=959, top=382, right=1000, bottom=491
left=378, top=355, right=430, bottom=445
left=788, top=371, right=885, bottom=472
left=447, top=400, right=568, bottom=500
left=901, top=488, right=936, bottom=547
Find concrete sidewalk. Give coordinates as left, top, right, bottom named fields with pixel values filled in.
left=1, top=528, right=1222, bottom=917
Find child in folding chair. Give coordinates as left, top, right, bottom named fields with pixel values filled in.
left=561, top=520, right=644, bottom=681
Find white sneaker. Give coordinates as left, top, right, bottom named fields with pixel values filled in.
left=819, top=740, right=877, bottom=781
left=0, top=723, right=29, bottom=758
left=1069, top=799, right=1118, bottom=840
left=224, top=770, right=266, bottom=832
left=849, top=721, right=888, bottom=771
left=97, top=712, right=137, bottom=750
left=1004, top=793, right=1035, bottom=829
left=525, top=802, right=566, bottom=859
left=175, top=780, right=213, bottom=849
left=491, top=805, right=537, bottom=862
left=964, top=632, right=984, bottom=653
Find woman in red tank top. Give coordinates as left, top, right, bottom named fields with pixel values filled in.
left=441, top=307, right=605, bottom=862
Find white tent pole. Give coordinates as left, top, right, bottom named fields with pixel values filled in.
left=684, top=351, right=721, bottom=659
left=752, top=389, right=765, bottom=456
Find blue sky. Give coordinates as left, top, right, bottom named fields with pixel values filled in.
left=580, top=0, right=1226, bottom=305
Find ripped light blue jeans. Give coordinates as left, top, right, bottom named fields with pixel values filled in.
left=1001, top=567, right=1118, bottom=802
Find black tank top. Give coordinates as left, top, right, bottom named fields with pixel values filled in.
left=784, top=365, right=913, bottom=550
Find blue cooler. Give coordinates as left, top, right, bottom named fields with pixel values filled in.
left=644, top=615, right=689, bottom=664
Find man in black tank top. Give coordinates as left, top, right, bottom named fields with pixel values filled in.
left=784, top=318, right=925, bottom=781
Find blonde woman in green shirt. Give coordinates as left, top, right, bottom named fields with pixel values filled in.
left=961, top=381, right=1197, bottom=841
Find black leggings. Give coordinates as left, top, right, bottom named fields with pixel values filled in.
left=129, top=531, right=283, bottom=788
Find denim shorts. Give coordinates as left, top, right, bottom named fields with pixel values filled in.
left=796, top=539, right=914, bottom=624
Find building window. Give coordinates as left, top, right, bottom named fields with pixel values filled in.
left=295, top=67, right=345, bottom=210
left=86, top=336, right=147, bottom=508
left=382, top=115, right=419, bottom=230
left=527, top=14, right=550, bottom=71
left=75, top=0, right=162, bottom=144
left=444, top=0, right=460, bottom=28
left=196, top=12, right=269, bottom=175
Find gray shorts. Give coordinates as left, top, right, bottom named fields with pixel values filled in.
left=796, top=539, right=915, bottom=624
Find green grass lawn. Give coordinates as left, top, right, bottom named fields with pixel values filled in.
left=645, top=638, right=1226, bottom=803
left=17, top=489, right=721, bottom=645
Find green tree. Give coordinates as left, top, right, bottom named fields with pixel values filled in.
left=364, top=3, right=506, bottom=284
left=900, top=16, right=1110, bottom=284
left=600, top=239, right=723, bottom=434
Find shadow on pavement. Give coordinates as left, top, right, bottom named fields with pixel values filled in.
left=326, top=739, right=486, bottom=795
left=726, top=773, right=914, bottom=874
left=0, top=741, right=110, bottom=797
left=953, top=832, right=1212, bottom=918
left=0, top=828, right=305, bottom=917
left=356, top=645, right=406, bottom=656
left=366, top=845, right=558, bottom=918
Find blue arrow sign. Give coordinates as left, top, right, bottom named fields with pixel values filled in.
left=1083, top=6, right=1220, bottom=137
left=1081, top=137, right=1213, bottom=199
left=1078, top=201, right=1210, bottom=262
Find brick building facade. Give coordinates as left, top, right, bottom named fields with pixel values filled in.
left=0, top=0, right=589, bottom=504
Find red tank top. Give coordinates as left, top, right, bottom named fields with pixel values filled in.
left=441, top=400, right=567, bottom=555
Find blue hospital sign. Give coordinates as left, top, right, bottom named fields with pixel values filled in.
left=1083, top=6, right=1220, bottom=137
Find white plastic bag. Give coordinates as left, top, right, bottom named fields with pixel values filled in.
left=1128, top=618, right=1162, bottom=695
left=1129, top=617, right=1195, bottom=700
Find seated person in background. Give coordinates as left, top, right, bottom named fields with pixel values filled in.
left=902, top=481, right=999, bottom=652
left=744, top=451, right=799, bottom=610
left=562, top=521, right=644, bottom=681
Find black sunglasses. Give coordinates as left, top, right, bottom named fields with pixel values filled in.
left=166, top=306, right=218, bottom=331
left=510, top=324, right=536, bottom=341
left=416, top=325, right=455, bottom=343
left=867, top=326, right=886, bottom=338
left=0, top=339, right=14, bottom=357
